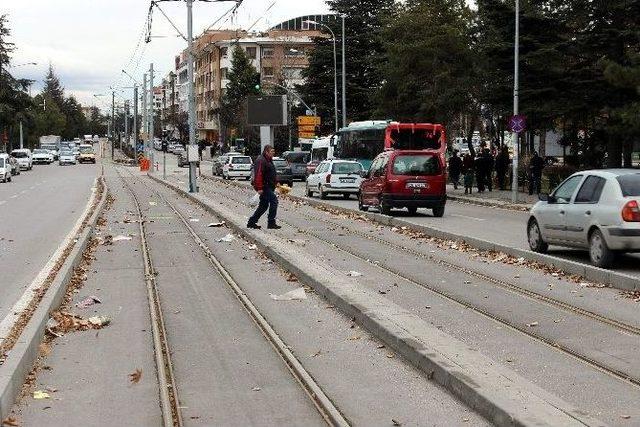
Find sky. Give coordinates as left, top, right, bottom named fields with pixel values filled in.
left=3, top=0, right=331, bottom=110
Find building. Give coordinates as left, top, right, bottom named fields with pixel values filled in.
left=190, top=15, right=333, bottom=144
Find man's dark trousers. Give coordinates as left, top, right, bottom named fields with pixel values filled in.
left=249, top=188, right=278, bottom=225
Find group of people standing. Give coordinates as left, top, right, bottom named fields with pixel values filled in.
left=448, top=146, right=512, bottom=194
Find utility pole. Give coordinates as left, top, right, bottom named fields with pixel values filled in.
left=149, top=63, right=155, bottom=171
left=341, top=15, right=346, bottom=129
left=133, top=84, right=138, bottom=151
left=511, top=0, right=520, bottom=203
left=187, top=0, right=198, bottom=193
left=124, top=100, right=129, bottom=151
left=19, top=121, right=23, bottom=149
left=111, top=91, right=115, bottom=159
left=142, top=73, right=148, bottom=158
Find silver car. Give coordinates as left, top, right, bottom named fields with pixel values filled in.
left=527, top=169, right=640, bottom=268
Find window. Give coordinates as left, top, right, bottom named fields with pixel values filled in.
left=553, top=175, right=583, bottom=203
left=575, top=176, right=606, bottom=203
left=617, top=174, right=640, bottom=197
left=262, top=47, right=274, bottom=58
left=220, top=47, right=228, bottom=57
left=231, top=156, right=251, bottom=164
left=332, top=162, right=362, bottom=174
left=246, top=47, right=257, bottom=59
left=220, top=68, right=228, bottom=79
left=263, top=67, right=274, bottom=77
left=392, top=155, right=440, bottom=176
left=369, top=157, right=382, bottom=176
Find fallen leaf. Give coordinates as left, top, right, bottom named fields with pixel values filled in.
left=252, top=386, right=261, bottom=391
left=386, top=353, right=394, bottom=358
left=620, top=415, right=631, bottom=419
left=377, top=344, right=385, bottom=349
left=33, top=390, right=50, bottom=400
left=347, top=271, right=363, bottom=277
left=2, top=418, right=19, bottom=426
left=348, top=335, right=361, bottom=341
left=129, top=369, right=142, bottom=384
left=207, top=222, right=225, bottom=227
left=392, top=419, right=402, bottom=426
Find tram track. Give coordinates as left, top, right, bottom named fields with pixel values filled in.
left=116, top=167, right=350, bottom=427
left=193, top=174, right=640, bottom=390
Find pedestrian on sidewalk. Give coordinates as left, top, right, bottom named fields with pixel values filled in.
left=247, top=145, right=281, bottom=230
left=528, top=151, right=545, bottom=195
left=463, top=153, right=475, bottom=194
left=475, top=149, right=488, bottom=193
left=198, top=139, right=206, bottom=161
left=495, top=146, right=510, bottom=190
left=482, top=148, right=495, bottom=192
left=448, top=150, right=462, bottom=190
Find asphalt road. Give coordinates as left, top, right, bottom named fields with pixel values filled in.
left=180, top=155, right=639, bottom=278
left=0, top=159, right=99, bottom=322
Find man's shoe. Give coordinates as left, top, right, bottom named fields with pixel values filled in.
left=247, top=223, right=261, bottom=229
left=267, top=223, right=282, bottom=230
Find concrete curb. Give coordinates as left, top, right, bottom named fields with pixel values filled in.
left=446, top=194, right=532, bottom=211
left=0, top=177, right=109, bottom=421
left=196, top=174, right=638, bottom=292
left=150, top=174, right=606, bottom=427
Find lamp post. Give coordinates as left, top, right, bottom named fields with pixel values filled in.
left=304, top=20, right=338, bottom=132
left=7, top=62, right=38, bottom=149
left=511, top=0, right=520, bottom=203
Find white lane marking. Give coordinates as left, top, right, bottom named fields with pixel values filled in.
left=0, top=200, right=6, bottom=206
left=0, top=178, right=99, bottom=347
left=10, top=195, right=17, bottom=199
left=450, top=214, right=486, bottom=222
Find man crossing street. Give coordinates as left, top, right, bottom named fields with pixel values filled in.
left=247, top=145, right=281, bottom=230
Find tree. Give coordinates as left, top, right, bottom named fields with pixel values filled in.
left=220, top=45, right=260, bottom=149
left=61, top=95, right=87, bottom=140
left=43, top=64, right=65, bottom=108
left=376, top=0, right=476, bottom=127
left=299, top=0, right=396, bottom=131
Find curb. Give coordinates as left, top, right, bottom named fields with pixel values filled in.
left=0, top=177, right=109, bottom=421
left=150, top=173, right=606, bottom=427
left=196, top=174, right=638, bottom=292
left=446, top=194, right=532, bottom=211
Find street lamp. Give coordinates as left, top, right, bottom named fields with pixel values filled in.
left=304, top=19, right=338, bottom=132
left=511, top=0, right=520, bottom=203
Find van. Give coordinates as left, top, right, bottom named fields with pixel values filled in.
left=10, top=149, right=33, bottom=170
left=359, top=150, right=447, bottom=217
left=282, top=151, right=310, bottom=181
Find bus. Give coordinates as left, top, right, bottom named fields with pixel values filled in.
left=310, top=136, right=335, bottom=163
left=334, top=121, right=446, bottom=169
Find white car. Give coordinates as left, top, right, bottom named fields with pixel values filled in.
left=0, top=154, right=13, bottom=182
left=59, top=149, right=77, bottom=165
left=306, top=159, right=364, bottom=199
left=32, top=148, right=54, bottom=164
left=10, top=149, right=33, bottom=170
left=528, top=169, right=640, bottom=268
left=222, top=155, right=252, bottom=180
left=173, top=145, right=186, bottom=156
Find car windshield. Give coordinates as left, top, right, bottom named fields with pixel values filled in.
left=284, top=152, right=310, bottom=164
left=332, top=162, right=362, bottom=174
left=34, top=149, right=47, bottom=154
left=80, top=147, right=93, bottom=154
left=392, top=155, right=440, bottom=176
left=61, top=150, right=73, bottom=155
left=617, top=174, right=640, bottom=197
left=232, top=157, right=251, bottom=164
left=0, top=158, right=4, bottom=167
left=12, top=152, right=28, bottom=158
left=273, top=159, right=287, bottom=168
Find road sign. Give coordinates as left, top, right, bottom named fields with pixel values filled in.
left=297, top=116, right=321, bottom=126
left=298, top=131, right=316, bottom=139
left=137, top=143, right=144, bottom=153
left=298, top=125, right=317, bottom=133
left=508, top=115, right=527, bottom=133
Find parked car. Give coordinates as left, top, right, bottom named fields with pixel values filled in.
left=59, top=149, right=77, bottom=165
left=78, top=144, right=96, bottom=163
left=222, top=155, right=252, bottom=180
left=10, top=149, right=33, bottom=170
left=306, top=160, right=363, bottom=199
left=0, top=154, right=13, bottom=182
left=282, top=151, right=310, bottom=181
left=527, top=169, right=640, bottom=268
left=32, top=148, right=54, bottom=164
left=212, top=152, right=241, bottom=176
left=272, top=157, right=294, bottom=187
left=177, top=152, right=199, bottom=168
left=359, top=150, right=447, bottom=217
left=41, top=144, right=59, bottom=160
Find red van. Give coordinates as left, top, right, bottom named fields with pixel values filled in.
left=358, top=150, right=447, bottom=217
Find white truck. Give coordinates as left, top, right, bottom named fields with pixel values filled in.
left=39, top=135, right=61, bottom=147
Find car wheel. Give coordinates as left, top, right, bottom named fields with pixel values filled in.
left=379, top=199, right=391, bottom=215
left=527, top=219, right=548, bottom=253
left=319, top=185, right=327, bottom=199
left=288, top=181, right=293, bottom=188
left=358, top=193, right=368, bottom=212
left=432, top=206, right=445, bottom=218
left=407, top=206, right=418, bottom=215
left=342, top=193, right=350, bottom=200
left=306, top=184, right=313, bottom=197
left=589, top=229, right=615, bottom=268
left=7, top=175, right=11, bottom=182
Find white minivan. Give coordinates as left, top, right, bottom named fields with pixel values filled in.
left=10, top=149, right=33, bottom=170
left=0, top=154, right=13, bottom=182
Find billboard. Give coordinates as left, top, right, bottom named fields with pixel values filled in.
left=247, top=95, right=288, bottom=126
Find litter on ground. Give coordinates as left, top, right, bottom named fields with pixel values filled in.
left=217, top=234, right=235, bottom=243
left=270, top=288, right=307, bottom=301
left=75, top=295, right=102, bottom=309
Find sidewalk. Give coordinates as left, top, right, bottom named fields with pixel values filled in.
left=446, top=184, right=537, bottom=211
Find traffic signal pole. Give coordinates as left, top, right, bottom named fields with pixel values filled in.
left=187, top=0, right=198, bottom=193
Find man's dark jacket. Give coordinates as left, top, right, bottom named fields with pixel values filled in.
left=253, top=155, right=277, bottom=191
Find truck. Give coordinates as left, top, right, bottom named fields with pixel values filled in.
left=39, top=135, right=61, bottom=147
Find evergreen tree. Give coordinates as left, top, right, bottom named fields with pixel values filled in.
left=299, top=0, right=396, bottom=131
left=220, top=45, right=260, bottom=148
left=60, top=95, right=87, bottom=140
left=43, top=64, right=65, bottom=108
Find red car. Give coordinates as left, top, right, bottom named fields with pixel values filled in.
left=358, top=150, right=447, bottom=217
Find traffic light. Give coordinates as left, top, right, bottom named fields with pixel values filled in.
left=253, top=73, right=261, bottom=92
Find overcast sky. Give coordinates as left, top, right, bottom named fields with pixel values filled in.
left=3, top=0, right=330, bottom=110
